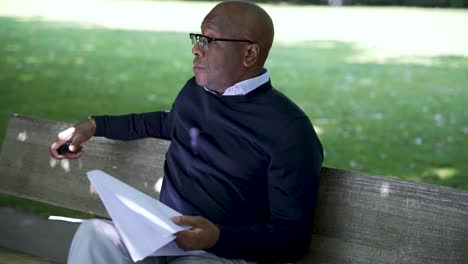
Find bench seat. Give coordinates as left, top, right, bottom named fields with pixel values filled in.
left=1, top=115, right=467, bottom=263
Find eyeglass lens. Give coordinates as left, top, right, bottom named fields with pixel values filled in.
left=191, top=34, right=208, bottom=50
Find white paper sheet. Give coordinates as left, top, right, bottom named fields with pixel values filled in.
left=87, top=170, right=205, bottom=262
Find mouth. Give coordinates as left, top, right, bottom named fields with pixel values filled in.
left=193, top=58, right=204, bottom=71
left=193, top=65, right=204, bottom=72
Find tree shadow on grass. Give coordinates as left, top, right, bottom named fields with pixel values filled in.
left=0, top=16, right=467, bottom=216
left=269, top=40, right=468, bottom=190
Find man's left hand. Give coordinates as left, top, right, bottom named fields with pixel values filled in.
left=171, top=215, right=220, bottom=251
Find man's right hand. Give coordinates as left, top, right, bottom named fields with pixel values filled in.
left=49, top=118, right=96, bottom=160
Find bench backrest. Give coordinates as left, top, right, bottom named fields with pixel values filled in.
left=1, top=115, right=467, bottom=263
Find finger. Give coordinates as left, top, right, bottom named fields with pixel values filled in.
left=49, top=144, right=64, bottom=159
left=57, top=127, right=76, bottom=141
left=50, top=127, right=76, bottom=158
left=69, top=135, right=84, bottom=152
left=174, top=229, right=189, bottom=239
left=50, top=139, right=68, bottom=152
left=50, top=141, right=70, bottom=159
left=174, top=237, right=189, bottom=251
left=64, top=149, right=84, bottom=160
left=172, top=216, right=204, bottom=227
left=173, top=232, right=194, bottom=251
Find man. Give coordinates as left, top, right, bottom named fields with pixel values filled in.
left=50, top=1, right=323, bottom=263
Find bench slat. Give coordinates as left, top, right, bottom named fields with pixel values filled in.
left=0, top=115, right=169, bottom=218
left=1, top=115, right=468, bottom=263
left=0, top=207, right=78, bottom=263
left=307, top=167, right=468, bottom=263
left=0, top=246, right=57, bottom=264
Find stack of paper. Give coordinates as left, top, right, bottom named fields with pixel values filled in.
left=87, top=170, right=205, bottom=262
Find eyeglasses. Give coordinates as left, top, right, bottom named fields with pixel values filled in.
left=189, top=33, right=254, bottom=51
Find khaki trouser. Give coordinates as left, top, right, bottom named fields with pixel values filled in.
left=67, top=219, right=255, bottom=264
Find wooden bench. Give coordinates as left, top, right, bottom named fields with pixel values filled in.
left=1, top=114, right=467, bottom=263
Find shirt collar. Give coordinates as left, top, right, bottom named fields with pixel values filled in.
left=204, top=69, right=269, bottom=96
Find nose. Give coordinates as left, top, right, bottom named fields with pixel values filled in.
left=192, top=43, right=204, bottom=57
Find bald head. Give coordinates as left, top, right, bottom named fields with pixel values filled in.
left=192, top=1, right=275, bottom=91
left=203, top=1, right=274, bottom=68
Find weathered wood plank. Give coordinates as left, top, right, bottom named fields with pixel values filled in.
left=0, top=207, right=78, bottom=263
left=308, top=167, right=468, bottom=264
left=0, top=247, right=57, bottom=264
left=1, top=115, right=468, bottom=263
left=0, top=114, right=169, bottom=218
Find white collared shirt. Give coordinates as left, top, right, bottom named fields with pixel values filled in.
left=204, top=70, right=269, bottom=96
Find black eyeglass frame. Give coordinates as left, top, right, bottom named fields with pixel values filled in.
left=189, top=33, right=254, bottom=45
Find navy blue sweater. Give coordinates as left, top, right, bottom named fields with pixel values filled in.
left=93, top=77, right=323, bottom=262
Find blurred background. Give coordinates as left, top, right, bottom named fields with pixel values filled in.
left=0, top=0, right=467, bottom=215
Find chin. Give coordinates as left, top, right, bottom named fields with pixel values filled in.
left=194, top=75, right=207, bottom=88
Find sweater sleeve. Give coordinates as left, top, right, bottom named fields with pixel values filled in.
left=207, top=117, right=323, bottom=262
left=92, top=110, right=174, bottom=140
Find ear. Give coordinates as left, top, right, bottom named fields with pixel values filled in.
left=243, top=44, right=260, bottom=68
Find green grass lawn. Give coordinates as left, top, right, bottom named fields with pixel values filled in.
left=0, top=1, right=467, bottom=216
